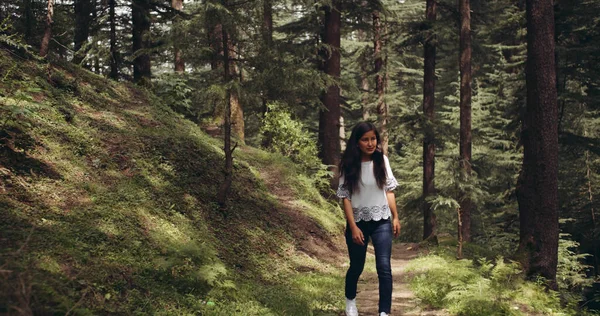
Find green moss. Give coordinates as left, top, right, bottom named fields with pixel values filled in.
left=0, top=50, right=346, bottom=315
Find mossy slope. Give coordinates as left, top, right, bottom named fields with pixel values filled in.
left=0, top=50, right=345, bottom=315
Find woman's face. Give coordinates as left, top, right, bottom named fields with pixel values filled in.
left=358, top=130, right=377, bottom=157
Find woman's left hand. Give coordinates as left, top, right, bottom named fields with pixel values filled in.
left=392, top=218, right=401, bottom=238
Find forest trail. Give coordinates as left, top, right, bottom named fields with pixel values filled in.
left=250, top=152, right=446, bottom=315
left=351, top=242, right=447, bottom=316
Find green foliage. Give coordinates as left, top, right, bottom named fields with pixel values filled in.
left=259, top=102, right=336, bottom=195
left=0, top=87, right=39, bottom=129
left=260, top=102, right=321, bottom=169
left=154, top=73, right=194, bottom=116
left=0, top=18, right=42, bottom=61
left=0, top=68, right=43, bottom=132
left=557, top=234, right=595, bottom=302
left=405, top=252, right=587, bottom=316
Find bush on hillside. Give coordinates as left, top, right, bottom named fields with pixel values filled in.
left=405, top=253, right=586, bottom=315
left=260, top=102, right=320, bottom=169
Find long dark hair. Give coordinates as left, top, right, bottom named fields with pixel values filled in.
left=339, top=122, right=387, bottom=196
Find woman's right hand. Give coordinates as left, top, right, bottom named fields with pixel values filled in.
left=350, top=226, right=365, bottom=246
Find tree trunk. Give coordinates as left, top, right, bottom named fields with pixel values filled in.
left=228, top=39, right=244, bottom=141
left=358, top=0, right=370, bottom=120
left=208, top=17, right=225, bottom=126
left=208, top=21, right=223, bottom=71
left=340, top=115, right=346, bottom=151
left=459, top=0, right=472, bottom=243
left=516, top=0, right=559, bottom=290
left=132, top=0, right=151, bottom=85
left=92, top=0, right=99, bottom=72
left=318, top=0, right=341, bottom=173
left=584, top=130, right=598, bottom=274
left=23, top=0, right=35, bottom=45
left=260, top=0, right=274, bottom=148
left=262, top=0, right=273, bottom=45
left=422, top=0, right=437, bottom=242
left=109, top=0, right=118, bottom=79
left=94, top=56, right=100, bottom=74
left=39, top=0, right=54, bottom=57
left=73, top=0, right=92, bottom=65
left=360, top=55, right=370, bottom=120
left=373, top=10, right=388, bottom=155
left=217, top=0, right=235, bottom=211
left=172, top=0, right=184, bottom=72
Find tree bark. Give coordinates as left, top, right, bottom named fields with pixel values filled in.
left=584, top=130, right=598, bottom=274
left=422, top=0, right=437, bottom=242
left=373, top=10, right=388, bottom=155
left=229, top=41, right=244, bottom=142
left=516, top=0, right=559, bottom=289
left=262, top=0, right=273, bottom=45
left=318, top=0, right=341, bottom=173
left=217, top=3, right=233, bottom=210
left=208, top=20, right=223, bottom=71
left=459, top=0, right=472, bottom=243
left=92, top=0, right=99, bottom=73
left=39, top=0, right=54, bottom=57
left=207, top=13, right=226, bottom=127
left=23, top=0, right=35, bottom=45
left=358, top=1, right=370, bottom=120
left=132, top=0, right=151, bottom=85
left=260, top=0, right=274, bottom=148
left=360, top=56, right=370, bottom=120
left=172, top=0, right=184, bottom=72
left=109, top=0, right=118, bottom=79
left=73, top=0, right=92, bottom=65
left=340, top=115, right=346, bottom=152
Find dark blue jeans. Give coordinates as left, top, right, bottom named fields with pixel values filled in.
left=345, top=219, right=392, bottom=314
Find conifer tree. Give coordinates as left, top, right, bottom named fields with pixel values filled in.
left=373, top=8, right=388, bottom=155
left=132, top=0, right=151, bottom=84
left=217, top=0, right=237, bottom=210
left=73, top=0, right=92, bottom=65
left=318, top=0, right=342, bottom=171
left=422, top=0, right=437, bottom=242
left=458, top=0, right=472, bottom=245
left=553, top=0, right=600, bottom=276
left=516, top=0, right=559, bottom=289
left=109, top=0, right=118, bottom=79
left=172, top=0, right=184, bottom=72
left=39, top=0, right=54, bottom=57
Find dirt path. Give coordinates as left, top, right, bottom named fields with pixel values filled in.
left=242, top=149, right=445, bottom=315
left=348, top=242, right=447, bottom=316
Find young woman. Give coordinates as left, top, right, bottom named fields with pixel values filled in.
left=337, top=122, right=400, bottom=316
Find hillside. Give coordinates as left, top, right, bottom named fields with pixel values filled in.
left=0, top=49, right=347, bottom=315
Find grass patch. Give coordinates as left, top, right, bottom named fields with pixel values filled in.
left=0, top=50, right=346, bottom=314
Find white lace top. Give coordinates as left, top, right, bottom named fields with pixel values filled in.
left=336, top=155, right=398, bottom=222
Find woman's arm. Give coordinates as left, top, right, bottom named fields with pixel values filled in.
left=387, top=191, right=401, bottom=238
left=342, top=198, right=365, bottom=246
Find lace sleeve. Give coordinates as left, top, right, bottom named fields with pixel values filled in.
left=336, top=174, right=351, bottom=200
left=385, top=177, right=398, bottom=192
left=384, top=155, right=398, bottom=192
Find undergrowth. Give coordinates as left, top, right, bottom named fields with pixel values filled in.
left=0, top=48, right=345, bottom=315
left=406, top=240, right=598, bottom=316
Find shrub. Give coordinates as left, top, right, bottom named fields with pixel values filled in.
left=406, top=253, right=580, bottom=315
left=154, top=74, right=193, bottom=117
left=260, top=102, right=321, bottom=171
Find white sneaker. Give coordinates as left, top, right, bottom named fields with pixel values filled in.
left=380, top=313, right=389, bottom=316
left=345, top=298, right=358, bottom=316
